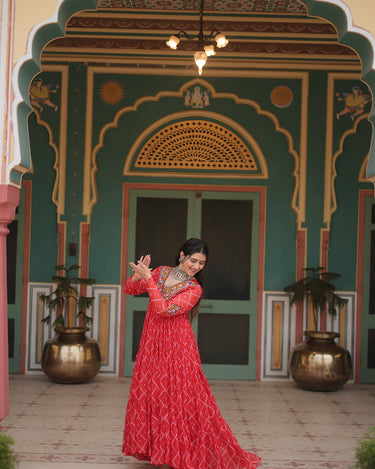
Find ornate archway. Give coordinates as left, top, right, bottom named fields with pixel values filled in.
left=9, top=0, right=375, bottom=186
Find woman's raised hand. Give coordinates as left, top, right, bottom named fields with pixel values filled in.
left=129, top=254, right=152, bottom=281
left=140, top=255, right=151, bottom=268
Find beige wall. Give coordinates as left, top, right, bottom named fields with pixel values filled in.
left=344, top=0, right=375, bottom=37
left=13, top=0, right=58, bottom=62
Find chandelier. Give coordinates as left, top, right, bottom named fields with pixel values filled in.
left=166, top=0, right=229, bottom=75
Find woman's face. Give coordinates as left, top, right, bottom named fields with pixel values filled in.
left=179, top=251, right=206, bottom=277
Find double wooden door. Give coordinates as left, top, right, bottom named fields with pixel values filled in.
left=124, top=189, right=260, bottom=380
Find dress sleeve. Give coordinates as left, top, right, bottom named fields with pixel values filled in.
left=146, top=277, right=202, bottom=318
left=123, top=266, right=162, bottom=296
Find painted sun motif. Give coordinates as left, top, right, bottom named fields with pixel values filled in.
left=99, top=80, right=124, bottom=105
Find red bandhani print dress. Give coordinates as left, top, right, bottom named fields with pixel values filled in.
left=122, top=265, right=261, bottom=469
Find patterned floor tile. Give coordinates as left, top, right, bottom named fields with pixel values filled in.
left=1, top=375, right=374, bottom=468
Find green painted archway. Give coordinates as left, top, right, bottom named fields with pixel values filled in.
left=12, top=0, right=375, bottom=185
left=304, top=0, right=375, bottom=178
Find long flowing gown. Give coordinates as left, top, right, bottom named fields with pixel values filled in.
left=122, top=265, right=261, bottom=469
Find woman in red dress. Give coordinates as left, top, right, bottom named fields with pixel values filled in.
left=122, top=238, right=261, bottom=469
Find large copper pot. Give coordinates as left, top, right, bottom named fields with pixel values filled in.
left=289, top=331, right=352, bottom=391
left=41, top=327, right=101, bottom=384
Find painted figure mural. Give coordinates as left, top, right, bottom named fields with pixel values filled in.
left=336, top=85, right=371, bottom=120
left=184, top=86, right=210, bottom=109
left=29, top=77, right=59, bottom=113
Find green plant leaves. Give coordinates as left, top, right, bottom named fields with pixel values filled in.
left=355, top=426, right=375, bottom=468
left=284, top=266, right=348, bottom=332
left=39, top=264, right=96, bottom=329
left=0, top=431, right=18, bottom=469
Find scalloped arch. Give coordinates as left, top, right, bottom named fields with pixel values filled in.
left=301, top=0, right=375, bottom=179
left=29, top=112, right=61, bottom=212
left=10, top=0, right=98, bottom=185
left=89, top=77, right=301, bottom=223
left=327, top=114, right=372, bottom=223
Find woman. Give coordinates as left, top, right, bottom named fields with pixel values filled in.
left=122, top=238, right=261, bottom=469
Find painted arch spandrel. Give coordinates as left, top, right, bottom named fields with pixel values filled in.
left=89, top=75, right=296, bottom=288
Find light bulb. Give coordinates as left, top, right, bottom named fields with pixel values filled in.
left=194, top=51, right=207, bottom=75
left=166, top=35, right=180, bottom=50
left=215, top=33, right=228, bottom=48
left=204, top=44, right=216, bottom=57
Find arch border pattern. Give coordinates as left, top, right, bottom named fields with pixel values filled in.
left=89, top=76, right=303, bottom=225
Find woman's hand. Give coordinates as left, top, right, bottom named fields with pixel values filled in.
left=129, top=255, right=152, bottom=282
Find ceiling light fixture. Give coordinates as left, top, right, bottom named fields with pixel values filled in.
left=166, top=0, right=229, bottom=75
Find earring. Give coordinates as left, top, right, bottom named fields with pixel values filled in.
left=179, top=257, right=184, bottom=263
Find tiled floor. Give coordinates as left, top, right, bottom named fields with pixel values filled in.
left=1, top=375, right=374, bottom=469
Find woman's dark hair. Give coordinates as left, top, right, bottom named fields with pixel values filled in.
left=175, top=238, right=208, bottom=321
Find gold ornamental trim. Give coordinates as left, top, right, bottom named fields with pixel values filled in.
left=134, top=119, right=258, bottom=172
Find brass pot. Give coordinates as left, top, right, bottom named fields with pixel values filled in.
left=289, top=331, right=352, bottom=391
left=41, top=327, right=101, bottom=384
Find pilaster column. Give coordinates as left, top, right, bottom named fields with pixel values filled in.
left=0, top=185, right=19, bottom=420
left=320, top=229, right=330, bottom=331
left=78, top=223, right=91, bottom=323
left=295, top=229, right=307, bottom=344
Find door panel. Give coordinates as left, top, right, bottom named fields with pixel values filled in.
left=124, top=190, right=192, bottom=376
left=132, top=311, right=147, bottom=361
left=135, top=197, right=188, bottom=268
left=361, top=198, right=375, bottom=382
left=198, top=192, right=259, bottom=379
left=124, top=188, right=260, bottom=379
left=201, top=198, right=252, bottom=300
left=198, top=313, right=249, bottom=365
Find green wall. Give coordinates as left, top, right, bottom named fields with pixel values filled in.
left=25, top=67, right=373, bottom=293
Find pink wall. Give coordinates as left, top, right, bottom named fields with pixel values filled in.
left=0, top=185, right=19, bottom=420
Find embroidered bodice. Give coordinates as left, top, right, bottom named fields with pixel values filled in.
left=124, top=265, right=202, bottom=318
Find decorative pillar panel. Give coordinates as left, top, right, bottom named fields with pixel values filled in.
left=78, top=223, right=91, bottom=312
left=80, top=223, right=90, bottom=277
left=262, top=292, right=296, bottom=379
left=26, top=284, right=55, bottom=371
left=0, top=185, right=19, bottom=419
left=262, top=291, right=356, bottom=382
left=20, top=181, right=32, bottom=374
left=57, top=222, right=66, bottom=266
left=319, top=229, right=331, bottom=331
left=326, top=292, right=356, bottom=380
left=89, top=285, right=121, bottom=374
left=295, top=229, right=306, bottom=344
left=25, top=283, right=120, bottom=375
left=272, top=303, right=283, bottom=369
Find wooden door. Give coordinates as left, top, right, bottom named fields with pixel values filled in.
left=124, top=189, right=260, bottom=380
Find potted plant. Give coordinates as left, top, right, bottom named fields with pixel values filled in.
left=39, top=264, right=101, bottom=384
left=354, top=426, right=375, bottom=469
left=284, top=266, right=352, bottom=391
left=40, top=264, right=95, bottom=329
left=0, top=431, right=18, bottom=469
